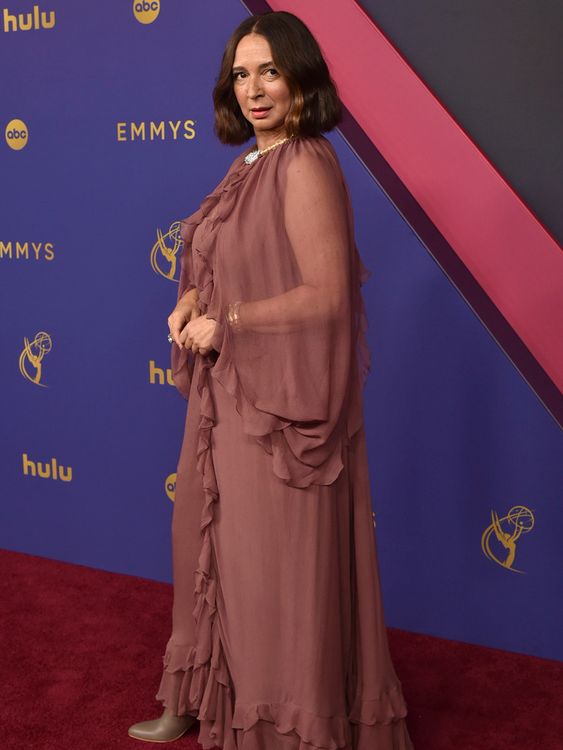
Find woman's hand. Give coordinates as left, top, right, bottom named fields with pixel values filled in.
left=184, top=314, right=218, bottom=356
left=168, top=288, right=200, bottom=349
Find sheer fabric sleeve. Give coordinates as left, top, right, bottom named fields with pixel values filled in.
left=210, top=137, right=371, bottom=488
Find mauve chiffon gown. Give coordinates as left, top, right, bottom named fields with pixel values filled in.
left=154, top=134, right=415, bottom=750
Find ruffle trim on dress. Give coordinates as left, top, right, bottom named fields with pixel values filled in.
left=156, top=353, right=238, bottom=750
left=348, top=682, right=408, bottom=726
left=231, top=694, right=413, bottom=750
left=233, top=702, right=349, bottom=749
left=171, top=153, right=252, bottom=401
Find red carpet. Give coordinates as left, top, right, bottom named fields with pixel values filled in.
left=1, top=548, right=561, bottom=749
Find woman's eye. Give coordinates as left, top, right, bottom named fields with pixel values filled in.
left=232, top=69, right=278, bottom=80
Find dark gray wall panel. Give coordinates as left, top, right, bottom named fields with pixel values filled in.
left=358, top=0, right=563, bottom=244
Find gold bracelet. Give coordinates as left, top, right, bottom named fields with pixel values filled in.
left=226, top=301, right=242, bottom=331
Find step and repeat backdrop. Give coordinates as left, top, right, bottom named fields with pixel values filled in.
left=1, top=1, right=561, bottom=661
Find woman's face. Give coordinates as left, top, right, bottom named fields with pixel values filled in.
left=232, top=33, right=292, bottom=147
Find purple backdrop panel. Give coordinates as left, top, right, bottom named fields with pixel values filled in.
left=0, top=0, right=561, bottom=660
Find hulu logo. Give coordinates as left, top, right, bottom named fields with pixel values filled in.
left=3, top=6, right=55, bottom=32
left=22, top=453, right=72, bottom=481
left=149, top=359, right=175, bottom=386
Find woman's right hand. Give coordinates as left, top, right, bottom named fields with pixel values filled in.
left=168, top=288, right=200, bottom=349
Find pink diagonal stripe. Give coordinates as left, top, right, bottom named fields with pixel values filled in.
left=268, top=0, right=563, bottom=392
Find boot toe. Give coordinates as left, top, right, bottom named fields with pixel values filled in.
left=128, top=713, right=195, bottom=742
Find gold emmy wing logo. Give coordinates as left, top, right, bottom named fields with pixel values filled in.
left=165, top=472, right=177, bottom=502
left=133, top=0, right=160, bottom=24
left=150, top=220, right=182, bottom=282
left=19, top=331, right=52, bottom=386
left=5, top=119, right=28, bottom=150
left=481, top=505, right=535, bottom=574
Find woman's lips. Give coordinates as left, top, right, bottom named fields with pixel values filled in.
left=250, top=107, right=272, bottom=119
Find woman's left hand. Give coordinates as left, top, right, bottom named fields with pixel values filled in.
left=182, top=314, right=217, bottom=356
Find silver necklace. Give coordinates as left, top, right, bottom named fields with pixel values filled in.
left=244, top=136, right=291, bottom=165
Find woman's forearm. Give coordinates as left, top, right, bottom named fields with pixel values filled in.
left=179, top=285, right=199, bottom=304
left=230, top=284, right=344, bottom=334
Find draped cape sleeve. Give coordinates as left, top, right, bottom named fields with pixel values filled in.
left=171, top=135, right=371, bottom=488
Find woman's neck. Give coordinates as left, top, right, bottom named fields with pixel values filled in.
left=254, top=127, right=288, bottom=151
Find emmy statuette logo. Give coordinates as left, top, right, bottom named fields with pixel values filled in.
left=2, top=5, right=55, bottom=32
left=165, top=473, right=177, bottom=502
left=150, top=220, right=183, bottom=282
left=481, top=505, right=535, bottom=574
left=19, top=331, right=52, bottom=386
left=5, top=119, right=28, bottom=150
left=132, top=0, right=160, bottom=24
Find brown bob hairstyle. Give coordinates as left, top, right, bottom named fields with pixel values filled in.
left=213, top=11, right=342, bottom=144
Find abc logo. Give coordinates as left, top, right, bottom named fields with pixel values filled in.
left=5, top=119, right=28, bottom=151
left=165, top=472, right=177, bottom=502
left=133, top=0, right=160, bottom=24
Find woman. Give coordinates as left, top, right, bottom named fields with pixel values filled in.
left=129, top=10, right=414, bottom=750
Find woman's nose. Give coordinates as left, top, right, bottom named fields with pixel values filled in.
left=247, top=75, right=263, bottom=97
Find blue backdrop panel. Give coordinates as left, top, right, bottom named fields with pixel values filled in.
left=0, top=0, right=561, bottom=661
